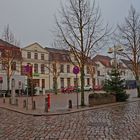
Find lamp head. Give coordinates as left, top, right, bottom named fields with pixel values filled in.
left=117, top=46, right=123, bottom=52
left=108, top=48, right=113, bottom=53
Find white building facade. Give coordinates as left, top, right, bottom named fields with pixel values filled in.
left=21, top=43, right=50, bottom=90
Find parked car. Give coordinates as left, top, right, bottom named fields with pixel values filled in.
left=66, top=86, right=76, bottom=93
left=61, top=87, right=67, bottom=93
left=84, top=85, right=93, bottom=91
left=74, top=85, right=93, bottom=92
left=61, top=86, right=76, bottom=93
left=93, top=85, right=103, bottom=91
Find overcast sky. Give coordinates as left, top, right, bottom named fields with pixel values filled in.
left=0, top=0, right=139, bottom=48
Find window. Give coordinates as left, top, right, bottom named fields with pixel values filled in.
left=27, top=52, right=31, bottom=59
left=121, top=71, right=125, bottom=76
left=87, top=78, right=90, bottom=85
left=74, top=56, right=77, bottom=61
left=2, top=61, right=7, bottom=70
left=74, top=78, right=79, bottom=86
left=97, top=71, right=100, bottom=76
left=33, top=79, right=40, bottom=87
left=42, top=79, right=45, bottom=89
left=34, top=64, right=38, bottom=73
left=62, top=55, right=66, bottom=61
left=96, top=64, right=100, bottom=67
left=52, top=63, right=56, bottom=73
left=41, top=54, right=44, bottom=60
left=41, top=64, right=45, bottom=74
left=60, top=64, right=64, bottom=73
left=11, top=62, right=16, bottom=70
left=87, top=66, right=90, bottom=74
left=53, top=63, right=56, bottom=69
left=67, top=65, right=70, bottom=73
left=67, top=78, right=71, bottom=87
left=34, top=53, right=38, bottom=59
left=60, top=78, right=64, bottom=88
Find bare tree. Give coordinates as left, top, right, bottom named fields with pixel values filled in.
left=0, top=25, right=21, bottom=95
left=116, top=6, right=140, bottom=97
left=55, top=0, right=110, bottom=106
left=2, top=24, right=20, bottom=46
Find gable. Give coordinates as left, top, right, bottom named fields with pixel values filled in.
left=23, top=43, right=47, bottom=53
left=120, top=60, right=130, bottom=69
left=95, top=61, right=105, bottom=68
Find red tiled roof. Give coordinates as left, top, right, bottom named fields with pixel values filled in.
left=92, top=55, right=112, bottom=67
left=0, top=39, right=19, bottom=48
left=0, top=39, right=22, bottom=60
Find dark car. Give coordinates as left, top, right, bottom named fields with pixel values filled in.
left=0, top=90, right=11, bottom=97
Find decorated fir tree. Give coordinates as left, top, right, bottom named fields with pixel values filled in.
left=104, top=68, right=129, bottom=102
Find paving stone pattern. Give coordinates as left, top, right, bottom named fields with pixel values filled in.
left=1, top=101, right=140, bottom=140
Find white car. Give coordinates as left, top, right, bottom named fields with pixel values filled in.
left=84, top=85, right=93, bottom=91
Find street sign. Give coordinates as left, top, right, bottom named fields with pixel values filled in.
left=73, top=66, right=80, bottom=74
left=73, top=66, right=79, bottom=109
left=24, top=64, right=32, bottom=77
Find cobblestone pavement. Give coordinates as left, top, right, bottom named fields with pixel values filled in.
left=1, top=100, right=140, bottom=140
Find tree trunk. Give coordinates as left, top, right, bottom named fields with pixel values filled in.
left=136, top=76, right=140, bottom=97
left=80, top=64, right=85, bottom=106
left=7, top=76, right=10, bottom=96
left=92, top=78, right=95, bottom=89
left=54, top=77, right=58, bottom=95
left=137, top=86, right=140, bottom=97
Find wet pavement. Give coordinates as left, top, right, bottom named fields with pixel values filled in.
left=0, top=91, right=91, bottom=114
left=0, top=89, right=136, bottom=114
left=1, top=100, right=140, bottom=139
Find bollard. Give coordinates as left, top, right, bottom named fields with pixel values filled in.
left=68, top=100, right=72, bottom=109
left=3, top=98, right=5, bottom=103
left=9, top=98, right=11, bottom=104
left=23, top=100, right=26, bottom=108
left=44, top=97, right=48, bottom=112
left=32, top=101, right=36, bottom=110
left=15, top=99, right=18, bottom=106
left=47, top=94, right=50, bottom=109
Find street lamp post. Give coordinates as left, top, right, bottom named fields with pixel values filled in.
left=0, top=52, right=4, bottom=103
left=48, top=60, right=51, bottom=91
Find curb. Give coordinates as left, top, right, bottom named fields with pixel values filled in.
left=0, top=98, right=140, bottom=116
